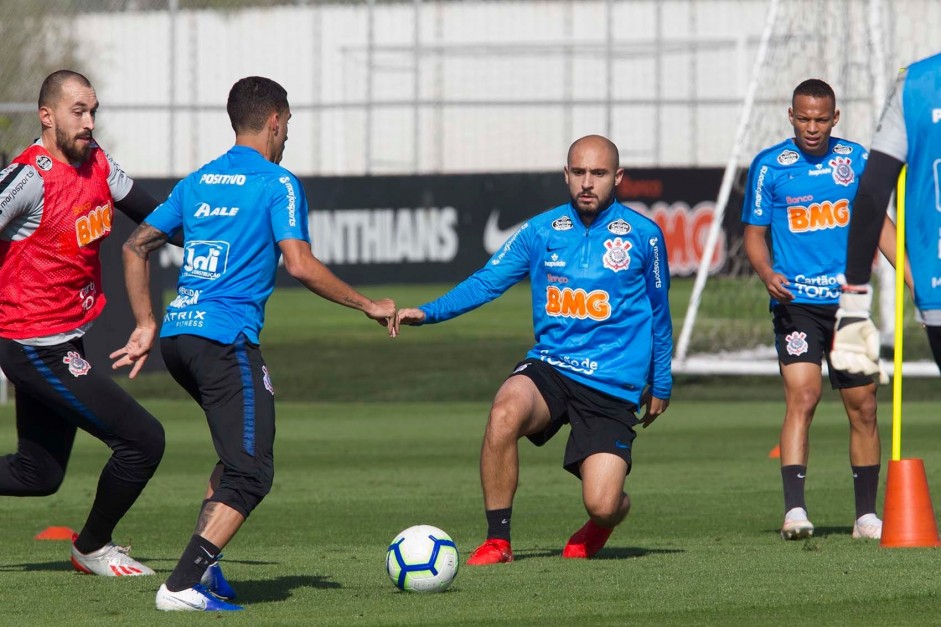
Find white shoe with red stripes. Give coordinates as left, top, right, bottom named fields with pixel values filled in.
left=71, top=536, right=155, bottom=576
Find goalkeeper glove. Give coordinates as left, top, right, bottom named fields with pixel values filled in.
left=830, top=286, right=881, bottom=377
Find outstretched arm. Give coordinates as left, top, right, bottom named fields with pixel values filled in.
left=110, top=223, right=169, bottom=377
left=279, top=238, right=396, bottom=333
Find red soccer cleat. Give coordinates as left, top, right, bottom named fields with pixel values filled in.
left=562, top=520, right=614, bottom=559
left=466, top=538, right=513, bottom=565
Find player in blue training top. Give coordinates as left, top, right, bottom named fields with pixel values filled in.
left=742, top=79, right=907, bottom=542
left=394, top=135, right=672, bottom=564
left=834, top=52, right=941, bottom=376
left=111, top=76, right=396, bottom=612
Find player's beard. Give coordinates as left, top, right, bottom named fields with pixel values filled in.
left=573, top=190, right=614, bottom=222
left=56, top=127, right=93, bottom=164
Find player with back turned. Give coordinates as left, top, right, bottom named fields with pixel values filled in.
left=112, top=76, right=396, bottom=611
left=832, top=52, right=941, bottom=375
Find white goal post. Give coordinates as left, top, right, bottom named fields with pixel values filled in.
left=674, top=0, right=940, bottom=377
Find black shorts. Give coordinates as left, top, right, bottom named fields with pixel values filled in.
left=772, top=303, right=874, bottom=389
left=0, top=336, right=164, bottom=489
left=511, top=358, right=639, bottom=478
left=161, top=333, right=276, bottom=517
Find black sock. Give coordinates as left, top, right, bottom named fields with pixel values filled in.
left=852, top=464, right=880, bottom=519
left=75, top=473, right=147, bottom=555
left=485, top=508, right=512, bottom=541
left=781, top=465, right=807, bottom=513
left=165, top=535, right=221, bottom=592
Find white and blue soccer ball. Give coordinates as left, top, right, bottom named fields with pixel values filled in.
left=386, top=525, right=459, bottom=593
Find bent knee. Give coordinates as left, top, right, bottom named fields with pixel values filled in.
left=486, top=403, right=531, bottom=439
left=586, top=493, right=630, bottom=526
left=8, top=469, right=65, bottom=496
left=213, top=469, right=274, bottom=517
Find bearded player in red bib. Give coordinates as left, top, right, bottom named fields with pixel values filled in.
left=0, top=71, right=170, bottom=580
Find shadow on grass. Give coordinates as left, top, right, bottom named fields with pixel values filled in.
left=512, top=546, right=684, bottom=562
left=0, top=560, right=70, bottom=572
left=762, top=526, right=853, bottom=538
left=237, top=574, right=341, bottom=604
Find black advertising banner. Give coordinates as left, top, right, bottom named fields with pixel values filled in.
left=130, top=169, right=743, bottom=289
left=91, top=169, right=745, bottom=370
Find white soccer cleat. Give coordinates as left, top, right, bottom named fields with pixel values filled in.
left=71, top=538, right=155, bottom=576
left=156, top=583, right=243, bottom=612
left=780, top=507, right=815, bottom=540
left=852, top=513, right=883, bottom=539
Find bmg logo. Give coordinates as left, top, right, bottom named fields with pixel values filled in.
left=183, top=240, right=229, bottom=280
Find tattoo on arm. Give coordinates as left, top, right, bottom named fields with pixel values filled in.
left=125, top=224, right=169, bottom=259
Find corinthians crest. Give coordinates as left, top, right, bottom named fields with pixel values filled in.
left=829, top=156, right=854, bottom=186
left=602, top=237, right=632, bottom=272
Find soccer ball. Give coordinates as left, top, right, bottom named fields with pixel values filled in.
left=385, top=525, right=459, bottom=593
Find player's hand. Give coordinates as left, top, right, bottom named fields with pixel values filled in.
left=639, top=388, right=669, bottom=429
left=392, top=308, right=426, bottom=337
left=762, top=272, right=794, bottom=303
left=364, top=298, right=396, bottom=336
left=109, top=325, right=156, bottom=379
left=830, top=288, right=880, bottom=376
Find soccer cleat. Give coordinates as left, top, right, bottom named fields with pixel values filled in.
left=71, top=534, right=155, bottom=576
left=780, top=507, right=815, bottom=540
left=200, top=558, right=237, bottom=600
left=156, top=583, right=243, bottom=612
left=466, top=538, right=513, bottom=565
left=852, top=513, right=883, bottom=539
left=562, top=519, right=614, bottom=559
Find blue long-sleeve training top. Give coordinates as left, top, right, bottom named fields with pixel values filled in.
left=419, top=200, right=672, bottom=407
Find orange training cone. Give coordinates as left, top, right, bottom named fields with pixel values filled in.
left=35, top=526, right=76, bottom=540
left=880, top=459, right=941, bottom=548
left=768, top=444, right=781, bottom=459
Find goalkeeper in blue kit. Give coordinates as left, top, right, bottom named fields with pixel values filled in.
left=394, top=135, right=672, bottom=564
left=742, top=79, right=908, bottom=542
left=834, top=52, right=941, bottom=375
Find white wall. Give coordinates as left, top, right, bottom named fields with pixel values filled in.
left=69, top=0, right=940, bottom=177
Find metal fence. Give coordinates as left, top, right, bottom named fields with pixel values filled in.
left=0, top=0, right=936, bottom=178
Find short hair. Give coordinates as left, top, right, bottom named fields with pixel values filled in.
left=792, top=79, right=836, bottom=107
left=567, top=135, right=620, bottom=170
left=38, top=70, right=92, bottom=108
left=227, top=76, right=289, bottom=134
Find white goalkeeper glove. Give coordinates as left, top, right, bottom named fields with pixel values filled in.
left=830, top=287, right=882, bottom=378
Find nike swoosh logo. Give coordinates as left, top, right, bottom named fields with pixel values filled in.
left=614, top=440, right=630, bottom=449
left=484, top=210, right=526, bottom=254
left=797, top=473, right=806, bottom=479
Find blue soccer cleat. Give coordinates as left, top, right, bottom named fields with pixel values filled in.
left=200, top=559, right=237, bottom=600
left=156, top=583, right=243, bottom=612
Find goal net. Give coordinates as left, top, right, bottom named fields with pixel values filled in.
left=674, top=0, right=941, bottom=376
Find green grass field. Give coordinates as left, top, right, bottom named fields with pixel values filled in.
left=1, top=283, right=940, bottom=625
